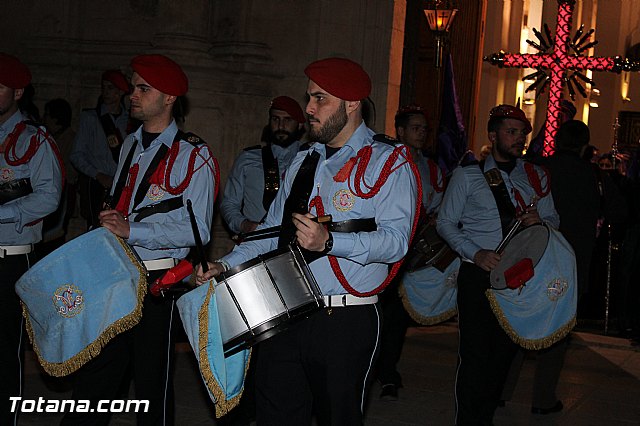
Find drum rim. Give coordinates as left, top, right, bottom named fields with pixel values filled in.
left=221, top=245, right=296, bottom=279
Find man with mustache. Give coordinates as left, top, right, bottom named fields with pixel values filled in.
left=221, top=96, right=305, bottom=236
left=437, top=104, right=560, bottom=425
left=198, top=57, right=417, bottom=425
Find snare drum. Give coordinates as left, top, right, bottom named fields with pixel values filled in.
left=405, top=220, right=455, bottom=273
left=486, top=225, right=577, bottom=350
left=15, top=227, right=147, bottom=376
left=216, top=244, right=324, bottom=354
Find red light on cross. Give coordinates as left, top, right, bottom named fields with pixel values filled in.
left=485, top=0, right=618, bottom=156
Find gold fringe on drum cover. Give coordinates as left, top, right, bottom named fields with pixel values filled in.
left=21, top=236, right=148, bottom=377
left=485, top=289, right=576, bottom=351
left=197, top=281, right=252, bottom=418
left=399, top=283, right=457, bottom=326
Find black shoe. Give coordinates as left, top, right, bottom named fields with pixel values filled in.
left=379, top=383, right=398, bottom=401
left=531, top=400, right=563, bottom=415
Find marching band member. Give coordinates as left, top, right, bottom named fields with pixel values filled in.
left=70, top=69, right=132, bottom=230
left=62, top=54, right=218, bottom=426
left=221, top=95, right=306, bottom=236
left=377, top=104, right=447, bottom=400
left=0, top=53, right=63, bottom=425
left=437, top=104, right=559, bottom=425
left=197, top=57, right=418, bottom=425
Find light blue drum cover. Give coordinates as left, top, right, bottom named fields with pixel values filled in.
left=177, top=280, right=251, bottom=418
left=15, top=227, right=147, bottom=376
left=486, top=226, right=577, bottom=350
left=399, top=257, right=460, bottom=325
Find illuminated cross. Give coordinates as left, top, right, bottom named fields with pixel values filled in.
left=484, top=0, right=637, bottom=155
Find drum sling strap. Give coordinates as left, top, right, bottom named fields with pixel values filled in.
left=479, top=160, right=517, bottom=239
left=278, top=150, right=320, bottom=249
left=276, top=150, right=377, bottom=263
left=262, top=145, right=280, bottom=212
left=97, top=110, right=125, bottom=163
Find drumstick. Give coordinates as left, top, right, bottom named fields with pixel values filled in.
left=186, top=199, right=209, bottom=273
left=495, top=199, right=537, bottom=254
left=233, top=214, right=333, bottom=243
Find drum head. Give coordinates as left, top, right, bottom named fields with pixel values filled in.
left=490, top=224, right=549, bottom=290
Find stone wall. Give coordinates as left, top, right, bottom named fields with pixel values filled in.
left=2, top=0, right=400, bottom=256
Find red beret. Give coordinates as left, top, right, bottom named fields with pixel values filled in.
left=0, top=53, right=31, bottom=89
left=270, top=96, right=305, bottom=123
left=102, top=69, right=130, bottom=93
left=130, top=54, right=188, bottom=96
left=488, top=104, right=532, bottom=134
left=304, top=57, right=371, bottom=101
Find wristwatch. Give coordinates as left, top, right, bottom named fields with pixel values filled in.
left=322, top=232, right=334, bottom=254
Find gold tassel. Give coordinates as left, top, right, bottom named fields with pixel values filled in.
left=399, top=283, right=457, bottom=325
left=485, top=289, right=576, bottom=350
left=197, top=282, right=251, bottom=418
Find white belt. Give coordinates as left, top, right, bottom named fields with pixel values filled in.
left=143, top=258, right=178, bottom=271
left=323, top=294, right=378, bottom=307
left=0, top=244, right=33, bottom=258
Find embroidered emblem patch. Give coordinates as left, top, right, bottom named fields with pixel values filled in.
left=0, top=167, right=14, bottom=182
left=333, top=189, right=355, bottom=212
left=53, top=284, right=84, bottom=318
left=445, top=270, right=459, bottom=288
left=147, top=184, right=165, bottom=201
left=546, top=278, right=568, bottom=302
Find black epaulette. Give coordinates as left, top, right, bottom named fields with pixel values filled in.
left=243, top=144, right=262, bottom=151
left=373, top=133, right=398, bottom=146
left=178, top=130, right=206, bottom=146
left=463, top=160, right=480, bottom=167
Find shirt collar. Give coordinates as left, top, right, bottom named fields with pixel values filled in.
left=0, top=110, right=25, bottom=137
left=308, top=121, right=372, bottom=159
left=131, top=119, right=179, bottom=150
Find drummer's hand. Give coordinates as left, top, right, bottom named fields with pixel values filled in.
left=99, top=209, right=130, bottom=238
left=473, top=249, right=501, bottom=271
left=517, top=205, right=542, bottom=227
left=195, top=262, right=225, bottom=285
left=292, top=212, right=329, bottom=252
left=240, top=219, right=259, bottom=234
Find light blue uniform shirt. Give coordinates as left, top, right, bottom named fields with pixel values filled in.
left=223, top=122, right=417, bottom=295
left=110, top=120, right=216, bottom=261
left=437, top=154, right=559, bottom=262
left=414, top=151, right=444, bottom=214
left=220, top=140, right=302, bottom=234
left=71, top=104, right=129, bottom=179
left=0, top=111, right=63, bottom=244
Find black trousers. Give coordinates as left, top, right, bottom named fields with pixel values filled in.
left=61, top=270, right=177, bottom=426
left=455, top=262, right=518, bottom=426
left=0, top=251, right=35, bottom=426
left=376, top=282, right=411, bottom=387
left=255, top=304, right=380, bottom=426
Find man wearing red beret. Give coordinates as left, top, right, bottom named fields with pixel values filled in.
left=71, top=69, right=133, bottom=230
left=437, top=104, right=560, bottom=424
left=198, top=57, right=418, bottom=425
left=221, top=95, right=306, bottom=237
left=62, top=54, right=218, bottom=426
left=0, top=53, right=63, bottom=424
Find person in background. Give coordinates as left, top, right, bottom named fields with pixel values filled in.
left=377, top=104, right=445, bottom=401
left=71, top=69, right=131, bottom=229
left=221, top=95, right=305, bottom=236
